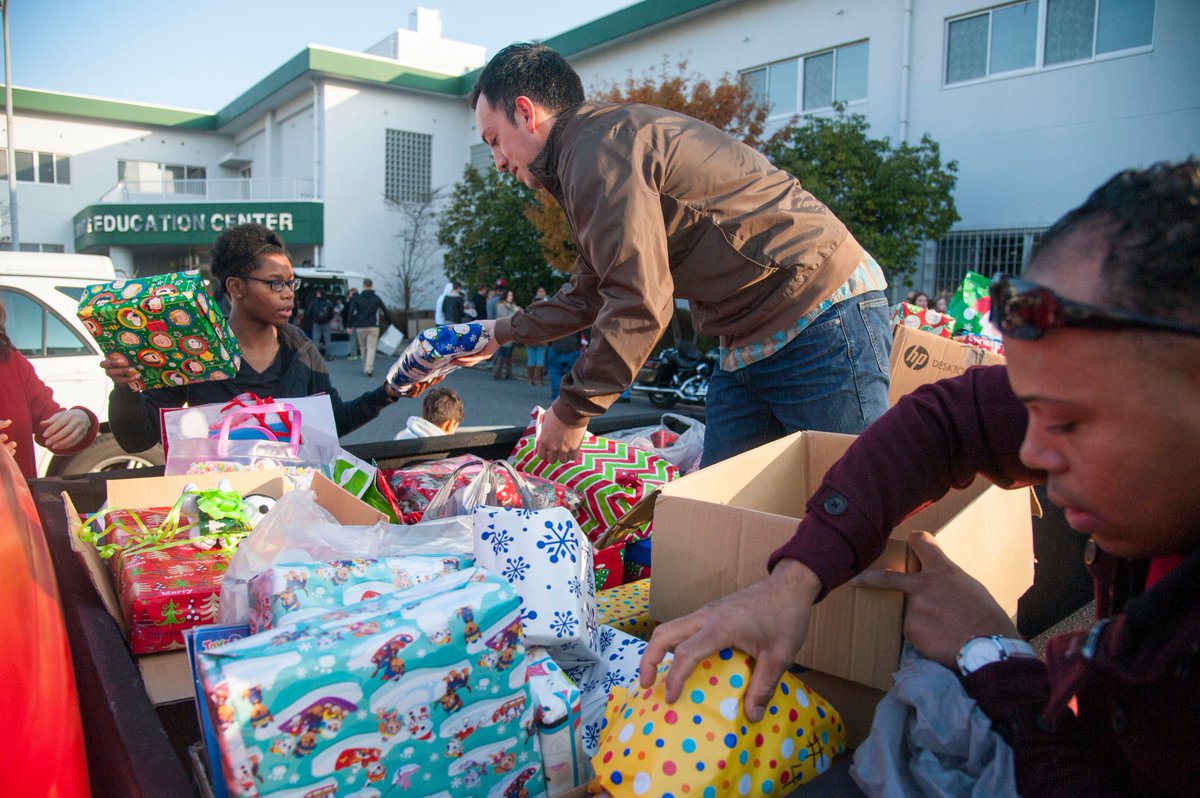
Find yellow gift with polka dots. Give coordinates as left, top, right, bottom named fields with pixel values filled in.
left=590, top=648, right=845, bottom=796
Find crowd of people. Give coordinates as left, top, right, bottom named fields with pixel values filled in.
left=3, top=36, right=1195, bottom=797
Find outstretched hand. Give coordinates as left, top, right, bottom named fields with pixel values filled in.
left=854, top=530, right=1019, bottom=667
left=451, top=319, right=500, bottom=367
left=638, top=559, right=823, bottom=722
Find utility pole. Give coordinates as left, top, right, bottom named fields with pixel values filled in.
left=2, top=0, right=17, bottom=251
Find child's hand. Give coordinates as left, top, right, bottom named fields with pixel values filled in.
left=0, top=419, right=16, bottom=457
left=41, top=409, right=92, bottom=451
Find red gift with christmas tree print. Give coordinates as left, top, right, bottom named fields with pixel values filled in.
left=114, top=542, right=231, bottom=654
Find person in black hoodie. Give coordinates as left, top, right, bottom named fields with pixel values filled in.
left=102, top=224, right=421, bottom=452
left=346, top=278, right=389, bottom=377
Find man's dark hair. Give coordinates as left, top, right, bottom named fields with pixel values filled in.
left=470, top=42, right=584, bottom=123
left=210, top=223, right=290, bottom=297
left=1028, top=159, right=1200, bottom=323
left=422, top=387, right=464, bottom=426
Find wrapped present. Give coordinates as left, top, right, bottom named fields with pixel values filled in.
left=381, top=455, right=582, bottom=525
left=592, top=542, right=626, bottom=592
left=595, top=579, right=657, bottom=641
left=563, top=625, right=669, bottom=758
left=77, top=270, right=241, bottom=391
left=509, top=408, right=679, bottom=544
left=953, top=331, right=1006, bottom=356
left=889, top=302, right=955, bottom=338
left=199, top=567, right=547, bottom=798
left=386, top=322, right=491, bottom=391
left=947, top=270, right=1003, bottom=337
left=330, top=450, right=376, bottom=499
left=591, top=649, right=846, bottom=796
left=473, top=506, right=598, bottom=667
left=247, top=554, right=474, bottom=633
left=526, top=647, right=587, bottom=796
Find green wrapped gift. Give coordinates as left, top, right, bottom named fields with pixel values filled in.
left=946, top=270, right=995, bottom=336
left=77, top=270, right=241, bottom=391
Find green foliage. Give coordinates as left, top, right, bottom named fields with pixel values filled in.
left=436, top=165, right=557, bottom=303
left=766, top=108, right=959, bottom=282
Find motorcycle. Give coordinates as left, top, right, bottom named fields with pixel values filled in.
left=631, top=339, right=719, bottom=409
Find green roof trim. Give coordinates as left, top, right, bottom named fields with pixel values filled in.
left=0, top=86, right=217, bottom=129
left=543, top=0, right=730, bottom=57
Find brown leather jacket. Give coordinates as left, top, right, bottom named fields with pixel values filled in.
left=495, top=102, right=866, bottom=425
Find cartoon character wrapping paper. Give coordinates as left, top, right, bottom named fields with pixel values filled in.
left=199, top=567, right=547, bottom=798
left=247, top=554, right=475, bottom=634
left=589, top=649, right=846, bottom=797
left=77, top=270, right=241, bottom=390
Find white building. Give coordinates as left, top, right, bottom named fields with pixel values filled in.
left=2, top=0, right=1197, bottom=306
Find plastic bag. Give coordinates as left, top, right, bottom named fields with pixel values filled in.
left=604, top=413, right=706, bottom=474
left=217, top=489, right=473, bottom=624
left=423, top=458, right=540, bottom=520
left=164, top=403, right=340, bottom=476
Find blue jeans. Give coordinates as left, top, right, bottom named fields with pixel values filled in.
left=526, top=344, right=547, bottom=367
left=701, top=291, right=892, bottom=467
left=547, top=349, right=581, bottom=401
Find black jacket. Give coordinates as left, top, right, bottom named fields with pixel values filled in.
left=347, top=290, right=387, bottom=329
left=108, top=323, right=394, bottom=452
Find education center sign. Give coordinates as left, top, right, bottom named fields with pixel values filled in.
left=73, top=202, right=323, bottom=250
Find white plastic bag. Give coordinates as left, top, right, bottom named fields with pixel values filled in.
left=606, top=413, right=705, bottom=473
left=422, top=457, right=542, bottom=520
left=218, top=489, right=473, bottom=624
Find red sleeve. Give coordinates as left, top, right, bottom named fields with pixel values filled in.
left=768, top=365, right=1043, bottom=599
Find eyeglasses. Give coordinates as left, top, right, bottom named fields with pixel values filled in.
left=989, top=274, right=1200, bottom=340
left=244, top=276, right=302, bottom=293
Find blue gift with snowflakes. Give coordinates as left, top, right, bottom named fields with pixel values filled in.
left=198, top=567, right=546, bottom=798
left=472, top=506, right=599, bottom=669
left=247, top=554, right=474, bottom=633
left=387, top=322, right=491, bottom=391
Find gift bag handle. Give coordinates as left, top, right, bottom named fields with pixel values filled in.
left=217, top=403, right=302, bottom=456
left=423, top=457, right=539, bottom=518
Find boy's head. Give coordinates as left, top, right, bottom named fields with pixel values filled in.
left=421, top=387, right=464, bottom=434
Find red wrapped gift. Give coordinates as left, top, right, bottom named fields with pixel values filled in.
left=593, top=541, right=626, bottom=591
left=889, top=302, right=955, bottom=338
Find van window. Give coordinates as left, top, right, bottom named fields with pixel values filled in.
left=0, top=289, right=94, bottom=357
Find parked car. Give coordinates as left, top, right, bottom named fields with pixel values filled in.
left=0, top=252, right=162, bottom=475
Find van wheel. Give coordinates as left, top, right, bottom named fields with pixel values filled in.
left=52, top=433, right=163, bottom=476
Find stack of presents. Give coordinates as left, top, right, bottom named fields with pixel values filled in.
left=65, top=270, right=1037, bottom=797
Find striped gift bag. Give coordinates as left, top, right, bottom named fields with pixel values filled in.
left=508, top=408, right=678, bottom=546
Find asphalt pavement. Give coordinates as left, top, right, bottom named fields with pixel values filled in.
left=332, top=353, right=665, bottom=445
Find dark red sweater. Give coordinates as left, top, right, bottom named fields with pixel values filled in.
left=0, top=349, right=99, bottom=478
left=770, top=365, right=1200, bottom=796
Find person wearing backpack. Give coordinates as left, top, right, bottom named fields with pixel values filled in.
left=347, top=279, right=389, bottom=377
left=304, top=287, right=336, bottom=358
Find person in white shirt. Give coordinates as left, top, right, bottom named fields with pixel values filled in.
left=394, top=387, right=464, bottom=439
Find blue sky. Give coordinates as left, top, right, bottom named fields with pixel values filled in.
left=7, top=0, right=636, bottom=110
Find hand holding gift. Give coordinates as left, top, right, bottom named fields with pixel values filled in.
left=386, top=321, right=492, bottom=394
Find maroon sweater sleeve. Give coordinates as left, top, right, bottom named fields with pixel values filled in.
left=768, top=365, right=1042, bottom=599
left=22, top=354, right=100, bottom=455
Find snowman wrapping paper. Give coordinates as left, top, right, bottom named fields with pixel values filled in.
left=387, top=322, right=491, bottom=392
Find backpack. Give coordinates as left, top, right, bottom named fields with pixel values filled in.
left=311, top=298, right=334, bottom=324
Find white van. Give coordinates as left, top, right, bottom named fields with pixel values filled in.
left=0, top=252, right=162, bottom=475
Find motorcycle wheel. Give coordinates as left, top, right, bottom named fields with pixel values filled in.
left=648, top=370, right=679, bottom=409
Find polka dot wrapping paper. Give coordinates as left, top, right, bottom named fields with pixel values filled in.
left=596, top=579, right=658, bottom=641
left=590, top=649, right=846, bottom=797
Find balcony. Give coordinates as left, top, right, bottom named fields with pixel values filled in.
left=99, top=177, right=319, bottom=204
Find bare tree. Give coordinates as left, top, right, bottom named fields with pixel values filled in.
left=383, top=187, right=444, bottom=330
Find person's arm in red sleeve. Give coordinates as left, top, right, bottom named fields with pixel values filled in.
left=24, top=356, right=98, bottom=455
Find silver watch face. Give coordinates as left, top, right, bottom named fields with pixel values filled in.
left=958, top=636, right=1004, bottom=674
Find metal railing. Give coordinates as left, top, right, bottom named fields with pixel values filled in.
left=99, top=177, right=319, bottom=203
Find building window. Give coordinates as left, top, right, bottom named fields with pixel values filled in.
left=742, top=41, right=868, bottom=117
left=934, top=228, right=1045, bottom=294
left=946, top=0, right=1154, bottom=85
left=0, top=149, right=70, bottom=184
left=469, top=143, right=492, bottom=174
left=385, top=129, right=432, bottom=202
left=0, top=242, right=66, bottom=253
left=118, top=160, right=207, bottom=195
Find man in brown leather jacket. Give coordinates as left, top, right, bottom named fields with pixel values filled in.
left=465, top=43, right=891, bottom=465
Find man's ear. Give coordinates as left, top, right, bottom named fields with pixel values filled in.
left=514, top=96, right=540, bottom=131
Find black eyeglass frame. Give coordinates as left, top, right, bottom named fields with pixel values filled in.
left=989, top=274, right=1200, bottom=340
left=243, top=276, right=302, bottom=294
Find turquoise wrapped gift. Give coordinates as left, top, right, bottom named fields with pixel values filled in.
left=200, top=567, right=546, bottom=798
left=247, top=554, right=474, bottom=634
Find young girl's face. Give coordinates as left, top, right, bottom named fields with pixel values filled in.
left=227, top=253, right=296, bottom=327
left=504, top=291, right=514, bottom=303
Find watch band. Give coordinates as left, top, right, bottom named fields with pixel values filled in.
left=956, top=635, right=1037, bottom=676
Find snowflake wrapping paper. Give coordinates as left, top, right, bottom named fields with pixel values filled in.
left=101, top=508, right=232, bottom=654
left=590, top=649, right=846, bottom=798
left=564, top=625, right=669, bottom=759
left=472, top=506, right=599, bottom=668
left=595, top=579, right=657, bottom=642
left=247, top=554, right=475, bottom=634
left=198, top=567, right=547, bottom=798
left=77, top=270, right=241, bottom=391
left=386, top=322, right=491, bottom=391
left=526, top=646, right=588, bottom=796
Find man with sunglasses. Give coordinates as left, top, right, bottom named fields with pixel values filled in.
left=641, top=160, right=1200, bottom=796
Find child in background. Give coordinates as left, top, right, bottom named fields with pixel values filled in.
left=394, top=387, right=464, bottom=439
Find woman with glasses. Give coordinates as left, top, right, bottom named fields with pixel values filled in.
left=103, top=223, right=419, bottom=453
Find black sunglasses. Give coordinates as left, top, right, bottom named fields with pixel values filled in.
left=989, top=274, right=1200, bottom=340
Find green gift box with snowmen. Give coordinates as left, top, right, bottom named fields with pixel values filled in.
left=198, top=567, right=546, bottom=798
left=77, top=270, right=241, bottom=391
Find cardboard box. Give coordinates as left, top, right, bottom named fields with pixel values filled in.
left=648, top=430, right=1035, bottom=691
left=65, top=470, right=385, bottom=703
left=888, top=324, right=1005, bottom=406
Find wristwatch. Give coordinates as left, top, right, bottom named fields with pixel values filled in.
left=956, top=635, right=1037, bottom=676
